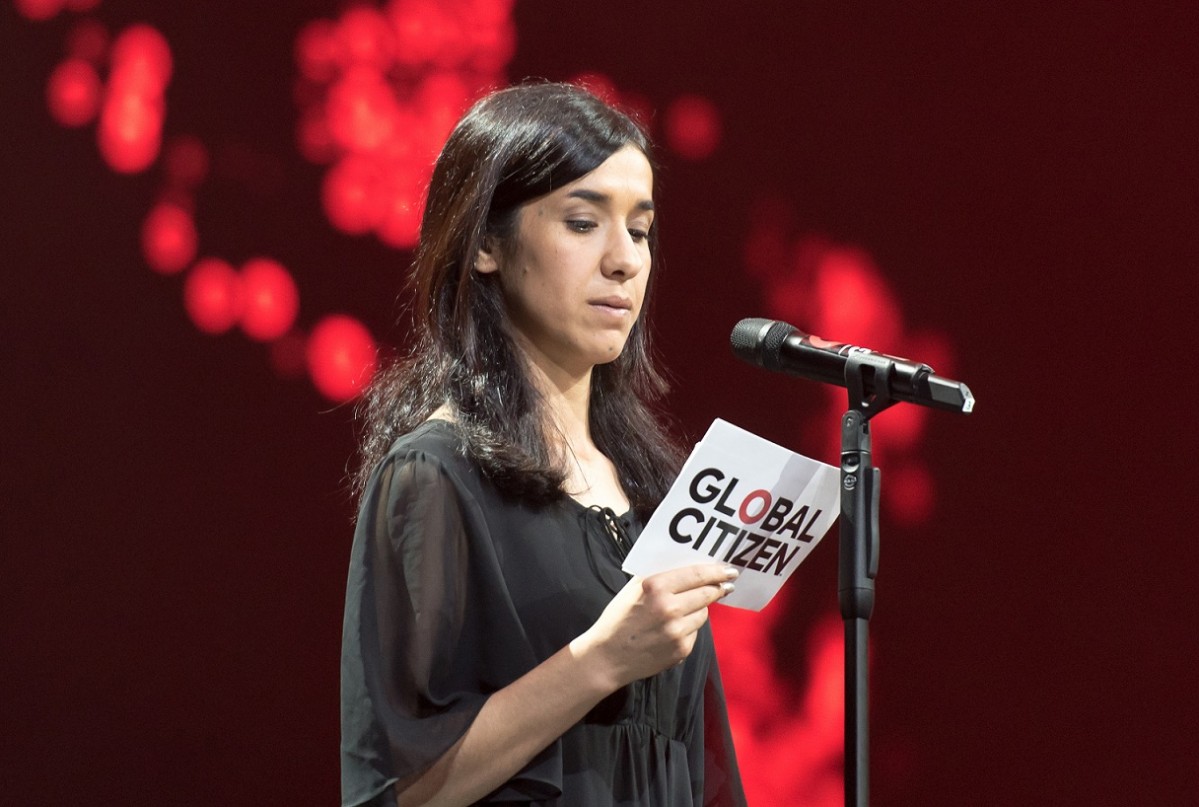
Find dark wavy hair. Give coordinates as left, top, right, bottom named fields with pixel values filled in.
left=354, top=82, right=684, bottom=518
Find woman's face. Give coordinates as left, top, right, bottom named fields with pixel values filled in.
left=478, top=144, right=655, bottom=379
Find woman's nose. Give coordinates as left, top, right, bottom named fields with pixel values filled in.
left=602, top=228, right=646, bottom=278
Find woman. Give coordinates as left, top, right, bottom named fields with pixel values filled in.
left=342, top=82, right=746, bottom=807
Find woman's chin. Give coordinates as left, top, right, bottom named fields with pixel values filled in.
left=591, top=339, right=631, bottom=366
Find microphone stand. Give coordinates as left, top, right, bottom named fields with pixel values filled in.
left=839, top=351, right=897, bottom=807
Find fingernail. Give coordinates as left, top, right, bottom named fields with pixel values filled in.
left=723, top=566, right=739, bottom=580
left=720, top=581, right=736, bottom=595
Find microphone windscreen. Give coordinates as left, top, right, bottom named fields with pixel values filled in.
left=730, top=318, right=794, bottom=371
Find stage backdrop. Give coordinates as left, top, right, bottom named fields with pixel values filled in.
left=3, top=1, right=1197, bottom=804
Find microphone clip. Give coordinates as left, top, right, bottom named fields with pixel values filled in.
left=844, top=350, right=900, bottom=420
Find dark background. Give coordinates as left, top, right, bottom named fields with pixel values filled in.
left=4, top=1, right=1197, bottom=804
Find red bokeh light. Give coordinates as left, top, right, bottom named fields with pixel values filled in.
left=335, top=5, right=396, bottom=70
left=460, top=0, right=514, bottom=25
left=415, top=71, right=472, bottom=149
left=376, top=183, right=423, bottom=248
left=326, top=67, right=399, bottom=154
left=811, top=247, right=902, bottom=347
left=46, top=57, right=102, bottom=127
left=710, top=606, right=844, bottom=805
left=306, top=314, right=378, bottom=401
left=240, top=258, right=300, bottom=342
left=183, top=257, right=243, bottom=334
left=665, top=94, right=722, bottom=161
left=97, top=25, right=170, bottom=174
left=109, top=24, right=173, bottom=90
left=322, top=155, right=386, bottom=235
left=14, top=0, right=65, bottom=22
left=141, top=202, right=197, bottom=274
left=465, top=19, right=514, bottom=72
left=297, top=2, right=512, bottom=246
left=388, top=0, right=459, bottom=66
left=97, top=92, right=162, bottom=173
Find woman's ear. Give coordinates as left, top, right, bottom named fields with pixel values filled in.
left=475, top=237, right=500, bottom=274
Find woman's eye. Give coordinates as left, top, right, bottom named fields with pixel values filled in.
left=628, top=228, right=649, bottom=243
left=566, top=219, right=597, bottom=233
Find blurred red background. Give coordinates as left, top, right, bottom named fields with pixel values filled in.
left=3, top=1, right=1197, bottom=804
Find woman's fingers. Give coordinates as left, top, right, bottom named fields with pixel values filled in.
left=647, top=562, right=738, bottom=595
left=642, top=565, right=733, bottom=597
left=670, top=580, right=733, bottom=616
left=638, top=564, right=735, bottom=628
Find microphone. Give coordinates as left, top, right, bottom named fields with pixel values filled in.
left=730, top=317, right=975, bottom=414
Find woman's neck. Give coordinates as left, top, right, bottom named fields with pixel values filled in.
left=523, top=355, right=595, bottom=458
left=511, top=340, right=628, bottom=511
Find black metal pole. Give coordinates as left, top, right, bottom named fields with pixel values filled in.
left=839, top=355, right=890, bottom=807
left=840, top=409, right=879, bottom=806
left=844, top=616, right=871, bottom=803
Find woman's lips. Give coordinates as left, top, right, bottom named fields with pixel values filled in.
left=588, top=296, right=633, bottom=314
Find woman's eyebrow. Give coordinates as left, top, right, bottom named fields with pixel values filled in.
left=566, top=188, right=655, bottom=212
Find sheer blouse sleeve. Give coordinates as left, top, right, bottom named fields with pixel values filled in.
left=340, top=449, right=484, bottom=806
left=340, top=446, right=564, bottom=807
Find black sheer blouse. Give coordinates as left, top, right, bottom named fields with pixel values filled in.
left=341, top=420, right=745, bottom=806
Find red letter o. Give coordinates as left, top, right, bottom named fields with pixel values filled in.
left=738, top=489, right=772, bottom=524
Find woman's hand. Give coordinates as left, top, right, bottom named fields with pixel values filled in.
left=396, top=564, right=736, bottom=806
left=571, top=563, right=738, bottom=690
